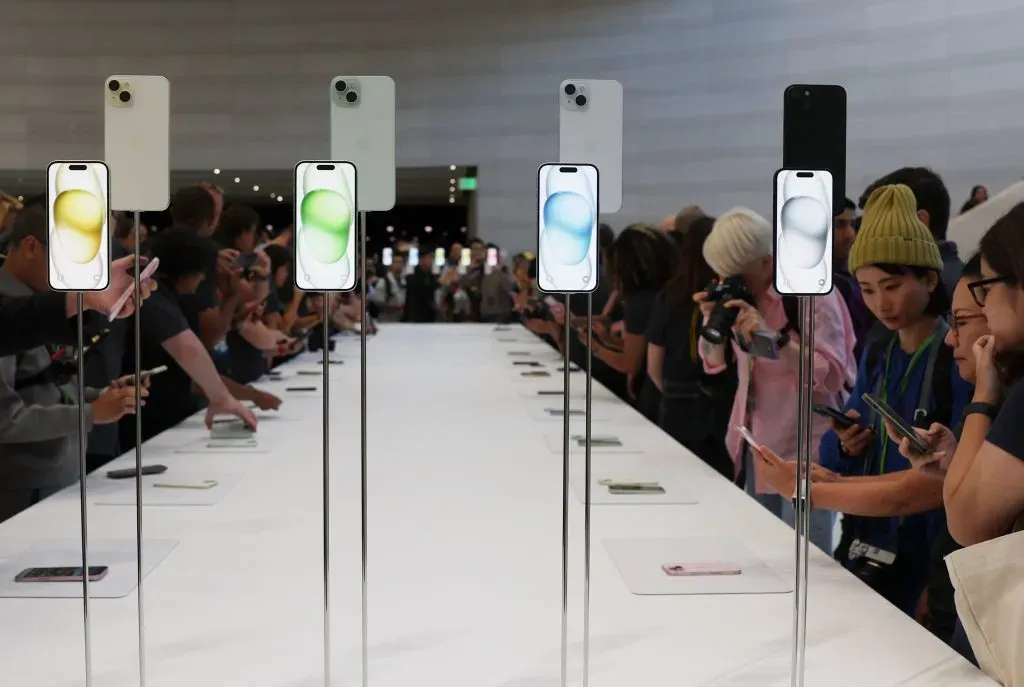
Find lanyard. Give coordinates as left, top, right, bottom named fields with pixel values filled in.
left=876, top=330, right=939, bottom=473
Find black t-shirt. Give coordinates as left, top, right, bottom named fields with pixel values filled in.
left=173, top=233, right=221, bottom=341
left=646, top=293, right=703, bottom=389
left=987, top=380, right=1024, bottom=460
left=623, top=289, right=659, bottom=421
left=404, top=268, right=438, bottom=322
left=121, top=279, right=196, bottom=444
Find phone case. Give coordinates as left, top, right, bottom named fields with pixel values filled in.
left=103, top=75, right=170, bottom=211
left=559, top=79, right=622, bottom=213
left=662, top=563, right=742, bottom=576
left=330, top=76, right=396, bottom=212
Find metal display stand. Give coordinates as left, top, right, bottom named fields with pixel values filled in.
left=321, top=291, right=332, bottom=687
left=359, top=210, right=369, bottom=687
left=75, top=293, right=94, bottom=687
left=559, top=295, right=571, bottom=687
left=132, top=211, right=147, bottom=687
left=790, top=295, right=815, bottom=687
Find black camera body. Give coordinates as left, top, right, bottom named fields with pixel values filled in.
left=701, top=276, right=755, bottom=345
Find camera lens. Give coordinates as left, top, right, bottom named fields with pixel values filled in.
left=564, top=83, right=576, bottom=96
left=575, top=94, right=587, bottom=107
left=108, top=80, right=120, bottom=92
left=803, top=89, right=811, bottom=97
left=346, top=91, right=358, bottom=103
left=335, top=80, right=346, bottom=92
left=119, top=91, right=131, bottom=103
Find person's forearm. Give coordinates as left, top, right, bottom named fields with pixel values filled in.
left=943, top=412, right=992, bottom=528
left=699, top=339, right=728, bottom=369
left=593, top=343, right=634, bottom=373
left=198, top=294, right=242, bottom=349
left=837, top=471, right=905, bottom=483
left=0, top=402, right=93, bottom=443
left=601, top=290, right=619, bottom=317
left=163, top=332, right=231, bottom=403
left=220, top=375, right=260, bottom=403
left=811, top=474, right=942, bottom=517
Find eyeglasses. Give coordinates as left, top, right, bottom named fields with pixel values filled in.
left=945, top=311, right=986, bottom=337
left=967, top=276, right=1011, bottom=306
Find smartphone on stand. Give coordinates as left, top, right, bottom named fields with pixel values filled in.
left=329, top=76, right=396, bottom=213
left=46, top=162, right=111, bottom=292
left=559, top=79, right=623, bottom=213
left=536, top=164, right=599, bottom=293
left=773, top=169, right=834, bottom=295
left=782, top=85, right=846, bottom=215
left=104, top=75, right=170, bottom=212
left=293, top=161, right=358, bottom=292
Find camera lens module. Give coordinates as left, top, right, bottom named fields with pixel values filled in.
left=335, top=80, right=347, bottom=92
left=564, top=84, right=576, bottom=96
left=346, top=91, right=358, bottom=103
left=119, top=91, right=131, bottom=103
left=575, top=95, right=587, bottom=107
left=108, top=80, right=120, bottom=92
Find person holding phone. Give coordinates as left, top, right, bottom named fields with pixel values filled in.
left=695, top=208, right=856, bottom=552
left=756, top=256, right=989, bottom=645
left=814, top=185, right=973, bottom=616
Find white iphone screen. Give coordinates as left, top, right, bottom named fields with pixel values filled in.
left=47, top=161, right=111, bottom=291
left=537, top=163, right=599, bottom=293
left=774, top=169, right=834, bottom=295
left=294, top=161, right=357, bottom=291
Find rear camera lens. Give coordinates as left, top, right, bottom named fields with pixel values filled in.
left=335, top=80, right=346, bottom=92
left=346, top=91, right=358, bottom=103
left=564, top=84, right=576, bottom=96
left=119, top=91, right=131, bottom=103
left=575, top=95, right=587, bottom=107
left=108, top=80, right=120, bottom=92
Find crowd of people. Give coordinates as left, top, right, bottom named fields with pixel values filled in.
left=515, top=166, right=1023, bottom=670
left=0, top=166, right=1021, bottom=678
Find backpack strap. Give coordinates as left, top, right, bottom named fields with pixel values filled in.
left=781, top=294, right=800, bottom=335
left=921, top=331, right=954, bottom=429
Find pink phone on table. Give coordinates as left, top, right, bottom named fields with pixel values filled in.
left=662, top=562, right=742, bottom=576
left=736, top=425, right=761, bottom=450
left=107, top=257, right=159, bottom=321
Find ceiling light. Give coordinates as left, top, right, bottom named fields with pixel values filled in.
left=213, top=168, right=221, bottom=175
left=461, top=226, right=467, bottom=233
left=270, top=192, right=276, bottom=198
left=449, top=165, right=456, bottom=171
left=449, top=178, right=456, bottom=184
left=449, top=197, right=455, bottom=203
left=234, top=177, right=240, bottom=183
left=386, top=226, right=394, bottom=233
left=253, top=185, right=260, bottom=192
left=425, top=226, right=433, bottom=233
left=276, top=195, right=283, bottom=202
left=16, top=195, right=22, bottom=201
left=449, top=186, right=455, bottom=192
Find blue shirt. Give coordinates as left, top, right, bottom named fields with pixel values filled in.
left=819, top=333, right=974, bottom=614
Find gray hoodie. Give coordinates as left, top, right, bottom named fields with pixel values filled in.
left=0, top=271, right=95, bottom=494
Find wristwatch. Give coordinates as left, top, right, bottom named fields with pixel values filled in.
left=964, top=401, right=999, bottom=420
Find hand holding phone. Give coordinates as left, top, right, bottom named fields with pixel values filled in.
left=881, top=419, right=957, bottom=472
left=831, top=408, right=875, bottom=457
left=861, top=393, right=928, bottom=454
left=736, top=426, right=761, bottom=451
left=107, top=257, right=159, bottom=321
left=812, top=404, right=862, bottom=430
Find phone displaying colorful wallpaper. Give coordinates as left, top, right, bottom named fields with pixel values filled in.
left=537, top=163, right=599, bottom=293
left=294, top=161, right=357, bottom=291
left=47, top=161, right=110, bottom=291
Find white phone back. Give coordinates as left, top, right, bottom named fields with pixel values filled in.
left=559, top=79, right=623, bottom=214
left=330, top=76, right=396, bottom=212
left=103, top=75, right=170, bottom=212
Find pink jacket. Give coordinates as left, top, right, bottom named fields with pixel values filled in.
left=700, top=289, right=857, bottom=493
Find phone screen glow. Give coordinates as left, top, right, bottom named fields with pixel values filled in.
left=47, top=161, right=111, bottom=291
left=537, top=163, right=599, bottom=293
left=294, top=161, right=357, bottom=291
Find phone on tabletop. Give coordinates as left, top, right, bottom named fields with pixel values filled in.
left=210, top=421, right=255, bottom=440
left=286, top=386, right=319, bottom=392
left=609, top=484, right=664, bottom=495
left=46, top=161, right=112, bottom=292
left=812, top=403, right=861, bottom=430
left=153, top=480, right=217, bottom=490
left=537, top=390, right=564, bottom=396
left=207, top=438, right=258, bottom=449
left=782, top=84, right=846, bottom=215
left=107, top=256, right=159, bottom=321
left=521, top=371, right=550, bottom=378
left=104, top=75, right=170, bottom=212
left=107, top=464, right=167, bottom=479
left=861, top=393, right=930, bottom=454
left=661, top=563, right=742, bottom=577
left=16, top=566, right=109, bottom=583
left=512, top=361, right=541, bottom=367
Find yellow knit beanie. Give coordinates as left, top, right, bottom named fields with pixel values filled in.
left=848, top=184, right=943, bottom=274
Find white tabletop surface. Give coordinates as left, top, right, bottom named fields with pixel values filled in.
left=0, top=324, right=995, bottom=686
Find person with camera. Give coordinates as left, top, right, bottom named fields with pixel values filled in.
left=815, top=185, right=973, bottom=616
left=695, top=207, right=857, bottom=552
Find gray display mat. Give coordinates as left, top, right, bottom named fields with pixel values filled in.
left=570, top=467, right=697, bottom=505
left=89, top=471, right=243, bottom=506
left=517, top=388, right=620, bottom=401
left=0, top=538, right=178, bottom=599
left=543, top=432, right=643, bottom=455
left=528, top=405, right=613, bottom=423
left=603, top=537, right=792, bottom=595
left=173, top=440, right=270, bottom=455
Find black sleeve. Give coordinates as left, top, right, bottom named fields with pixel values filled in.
left=645, top=295, right=669, bottom=347
left=0, top=292, right=75, bottom=355
left=624, top=290, right=656, bottom=336
left=192, top=276, right=219, bottom=312
left=987, top=380, right=1024, bottom=461
left=139, top=290, right=190, bottom=345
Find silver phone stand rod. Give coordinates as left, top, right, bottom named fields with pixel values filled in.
left=75, top=293, right=94, bottom=687
left=559, top=293, right=571, bottom=687
left=322, top=292, right=332, bottom=687
left=582, top=293, right=593, bottom=687
left=790, top=295, right=814, bottom=687
left=133, top=210, right=147, bottom=687
left=359, top=211, right=370, bottom=687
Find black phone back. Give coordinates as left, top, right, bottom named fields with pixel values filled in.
left=783, top=85, right=847, bottom=214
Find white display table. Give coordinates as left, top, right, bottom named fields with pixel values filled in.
left=0, top=324, right=994, bottom=686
